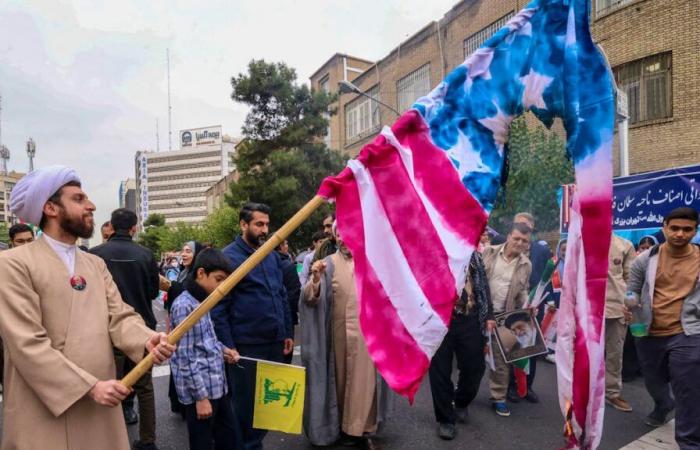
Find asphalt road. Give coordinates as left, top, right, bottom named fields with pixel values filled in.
left=0, top=298, right=661, bottom=449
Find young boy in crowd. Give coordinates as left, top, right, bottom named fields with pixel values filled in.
left=170, top=248, right=242, bottom=449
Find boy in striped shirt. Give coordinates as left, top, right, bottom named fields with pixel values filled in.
left=170, top=248, right=242, bottom=449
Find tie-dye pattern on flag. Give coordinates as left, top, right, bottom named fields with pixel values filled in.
left=318, top=1, right=613, bottom=448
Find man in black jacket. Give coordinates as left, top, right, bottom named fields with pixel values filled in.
left=90, top=208, right=160, bottom=450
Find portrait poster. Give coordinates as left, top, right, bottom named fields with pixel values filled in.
left=493, top=309, right=548, bottom=363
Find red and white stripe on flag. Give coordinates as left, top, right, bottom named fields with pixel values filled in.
left=318, top=111, right=488, bottom=401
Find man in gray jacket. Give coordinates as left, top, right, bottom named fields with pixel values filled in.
left=627, top=207, right=700, bottom=449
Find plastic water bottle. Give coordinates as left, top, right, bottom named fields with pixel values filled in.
left=624, top=291, right=648, bottom=337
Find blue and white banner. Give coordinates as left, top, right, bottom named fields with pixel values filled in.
left=561, top=164, right=700, bottom=246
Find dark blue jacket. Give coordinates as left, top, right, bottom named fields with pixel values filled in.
left=212, top=236, right=292, bottom=348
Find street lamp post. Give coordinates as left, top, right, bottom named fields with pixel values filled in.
left=338, top=80, right=400, bottom=116
left=26, top=138, right=36, bottom=172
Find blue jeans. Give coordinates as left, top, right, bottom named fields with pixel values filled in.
left=636, top=334, right=700, bottom=449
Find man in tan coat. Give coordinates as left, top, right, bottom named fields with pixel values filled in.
left=482, top=222, right=532, bottom=417
left=0, top=166, right=175, bottom=450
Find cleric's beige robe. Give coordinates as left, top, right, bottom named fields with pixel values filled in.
left=0, top=237, right=154, bottom=450
left=304, top=252, right=378, bottom=437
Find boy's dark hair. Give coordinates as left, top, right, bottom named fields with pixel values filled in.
left=508, top=221, right=533, bottom=236
left=9, top=223, right=34, bottom=240
left=239, top=202, right=271, bottom=223
left=110, top=208, right=138, bottom=232
left=101, top=221, right=111, bottom=229
left=39, top=180, right=82, bottom=229
left=664, top=207, right=699, bottom=225
left=311, top=231, right=326, bottom=243
left=191, top=248, right=234, bottom=276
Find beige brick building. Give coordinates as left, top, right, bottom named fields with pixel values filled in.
left=310, top=0, right=699, bottom=176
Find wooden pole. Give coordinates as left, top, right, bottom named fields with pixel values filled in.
left=121, top=195, right=326, bottom=388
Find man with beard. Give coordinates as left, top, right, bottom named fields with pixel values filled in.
left=0, top=166, right=175, bottom=450
left=212, top=202, right=293, bottom=450
left=300, top=223, right=394, bottom=449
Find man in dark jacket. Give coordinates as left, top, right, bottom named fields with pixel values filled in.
left=90, top=208, right=160, bottom=450
left=276, top=240, right=301, bottom=364
left=212, top=202, right=293, bottom=450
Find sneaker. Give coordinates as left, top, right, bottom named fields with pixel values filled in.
left=525, top=389, right=540, bottom=404
left=493, top=402, right=511, bottom=417
left=123, top=407, right=138, bottom=425
left=645, top=406, right=673, bottom=427
left=544, top=354, right=557, bottom=364
left=437, top=423, right=457, bottom=440
left=455, top=406, right=468, bottom=424
left=606, top=397, right=633, bottom=412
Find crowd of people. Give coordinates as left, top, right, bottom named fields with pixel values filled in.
left=0, top=165, right=698, bottom=450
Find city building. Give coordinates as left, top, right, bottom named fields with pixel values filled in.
left=310, top=0, right=699, bottom=176
left=205, top=171, right=238, bottom=215
left=118, top=178, right=137, bottom=213
left=0, top=171, right=25, bottom=225
left=135, top=125, right=240, bottom=227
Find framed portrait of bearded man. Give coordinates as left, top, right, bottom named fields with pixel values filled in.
left=493, top=309, right=548, bottom=363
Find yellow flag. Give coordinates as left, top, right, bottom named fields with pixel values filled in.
left=252, top=361, right=306, bottom=434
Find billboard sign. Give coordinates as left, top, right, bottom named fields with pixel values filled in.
left=180, top=126, right=222, bottom=148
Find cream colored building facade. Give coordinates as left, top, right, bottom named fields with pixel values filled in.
left=1, top=171, right=25, bottom=225
left=135, top=125, right=239, bottom=228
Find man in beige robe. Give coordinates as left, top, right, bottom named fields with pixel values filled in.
left=0, top=166, right=175, bottom=450
left=300, top=225, right=393, bottom=450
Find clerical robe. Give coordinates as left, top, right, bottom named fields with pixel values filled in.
left=0, top=237, right=155, bottom=449
left=300, top=252, right=395, bottom=446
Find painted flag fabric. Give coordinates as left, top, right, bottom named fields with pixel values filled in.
left=251, top=360, right=306, bottom=434
left=318, top=0, right=614, bottom=448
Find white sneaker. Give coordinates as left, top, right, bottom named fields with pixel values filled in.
left=544, top=354, right=556, bottom=364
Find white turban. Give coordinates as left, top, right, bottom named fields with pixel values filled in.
left=10, top=165, right=81, bottom=225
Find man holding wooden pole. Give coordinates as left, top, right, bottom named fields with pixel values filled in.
left=0, top=166, right=175, bottom=450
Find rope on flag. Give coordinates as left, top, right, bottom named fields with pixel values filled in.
left=319, top=0, right=614, bottom=448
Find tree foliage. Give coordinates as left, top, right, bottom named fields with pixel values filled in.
left=137, top=207, right=240, bottom=257
left=0, top=222, right=9, bottom=245
left=227, top=60, right=346, bottom=249
left=490, top=117, right=574, bottom=233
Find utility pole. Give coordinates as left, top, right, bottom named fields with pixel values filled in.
left=167, top=49, right=172, bottom=151
left=26, top=138, right=36, bottom=172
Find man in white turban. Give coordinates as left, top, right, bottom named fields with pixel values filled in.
left=0, top=166, right=176, bottom=450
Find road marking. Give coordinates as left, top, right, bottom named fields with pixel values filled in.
left=620, top=420, right=678, bottom=450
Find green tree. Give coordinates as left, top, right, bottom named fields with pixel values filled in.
left=228, top=60, right=346, bottom=249
left=0, top=222, right=9, bottom=245
left=490, top=117, right=574, bottom=233
left=199, top=206, right=240, bottom=248
left=144, top=214, right=166, bottom=227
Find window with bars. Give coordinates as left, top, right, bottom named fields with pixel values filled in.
left=595, top=0, right=635, bottom=16
left=614, top=53, right=672, bottom=125
left=345, top=85, right=381, bottom=142
left=463, top=12, right=515, bottom=58
left=397, top=64, right=431, bottom=113
left=320, top=76, right=331, bottom=147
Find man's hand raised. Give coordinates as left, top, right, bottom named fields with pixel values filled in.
left=88, top=380, right=132, bottom=407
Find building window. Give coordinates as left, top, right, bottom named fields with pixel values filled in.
left=595, top=0, right=635, bottom=16
left=463, top=12, right=515, bottom=58
left=345, top=85, right=380, bottom=142
left=397, top=64, right=431, bottom=113
left=614, top=53, right=672, bottom=125
left=320, top=75, right=331, bottom=147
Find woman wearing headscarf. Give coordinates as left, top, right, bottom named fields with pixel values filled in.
left=637, top=235, right=658, bottom=255
left=543, top=239, right=566, bottom=363
left=162, top=240, right=205, bottom=417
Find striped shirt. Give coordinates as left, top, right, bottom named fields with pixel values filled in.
left=170, top=290, right=227, bottom=404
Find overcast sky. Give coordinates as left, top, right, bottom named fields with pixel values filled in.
left=0, top=0, right=458, bottom=230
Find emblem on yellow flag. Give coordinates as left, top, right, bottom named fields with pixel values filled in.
left=252, top=361, right=306, bottom=434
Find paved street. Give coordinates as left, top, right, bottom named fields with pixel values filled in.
left=0, top=299, right=663, bottom=449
